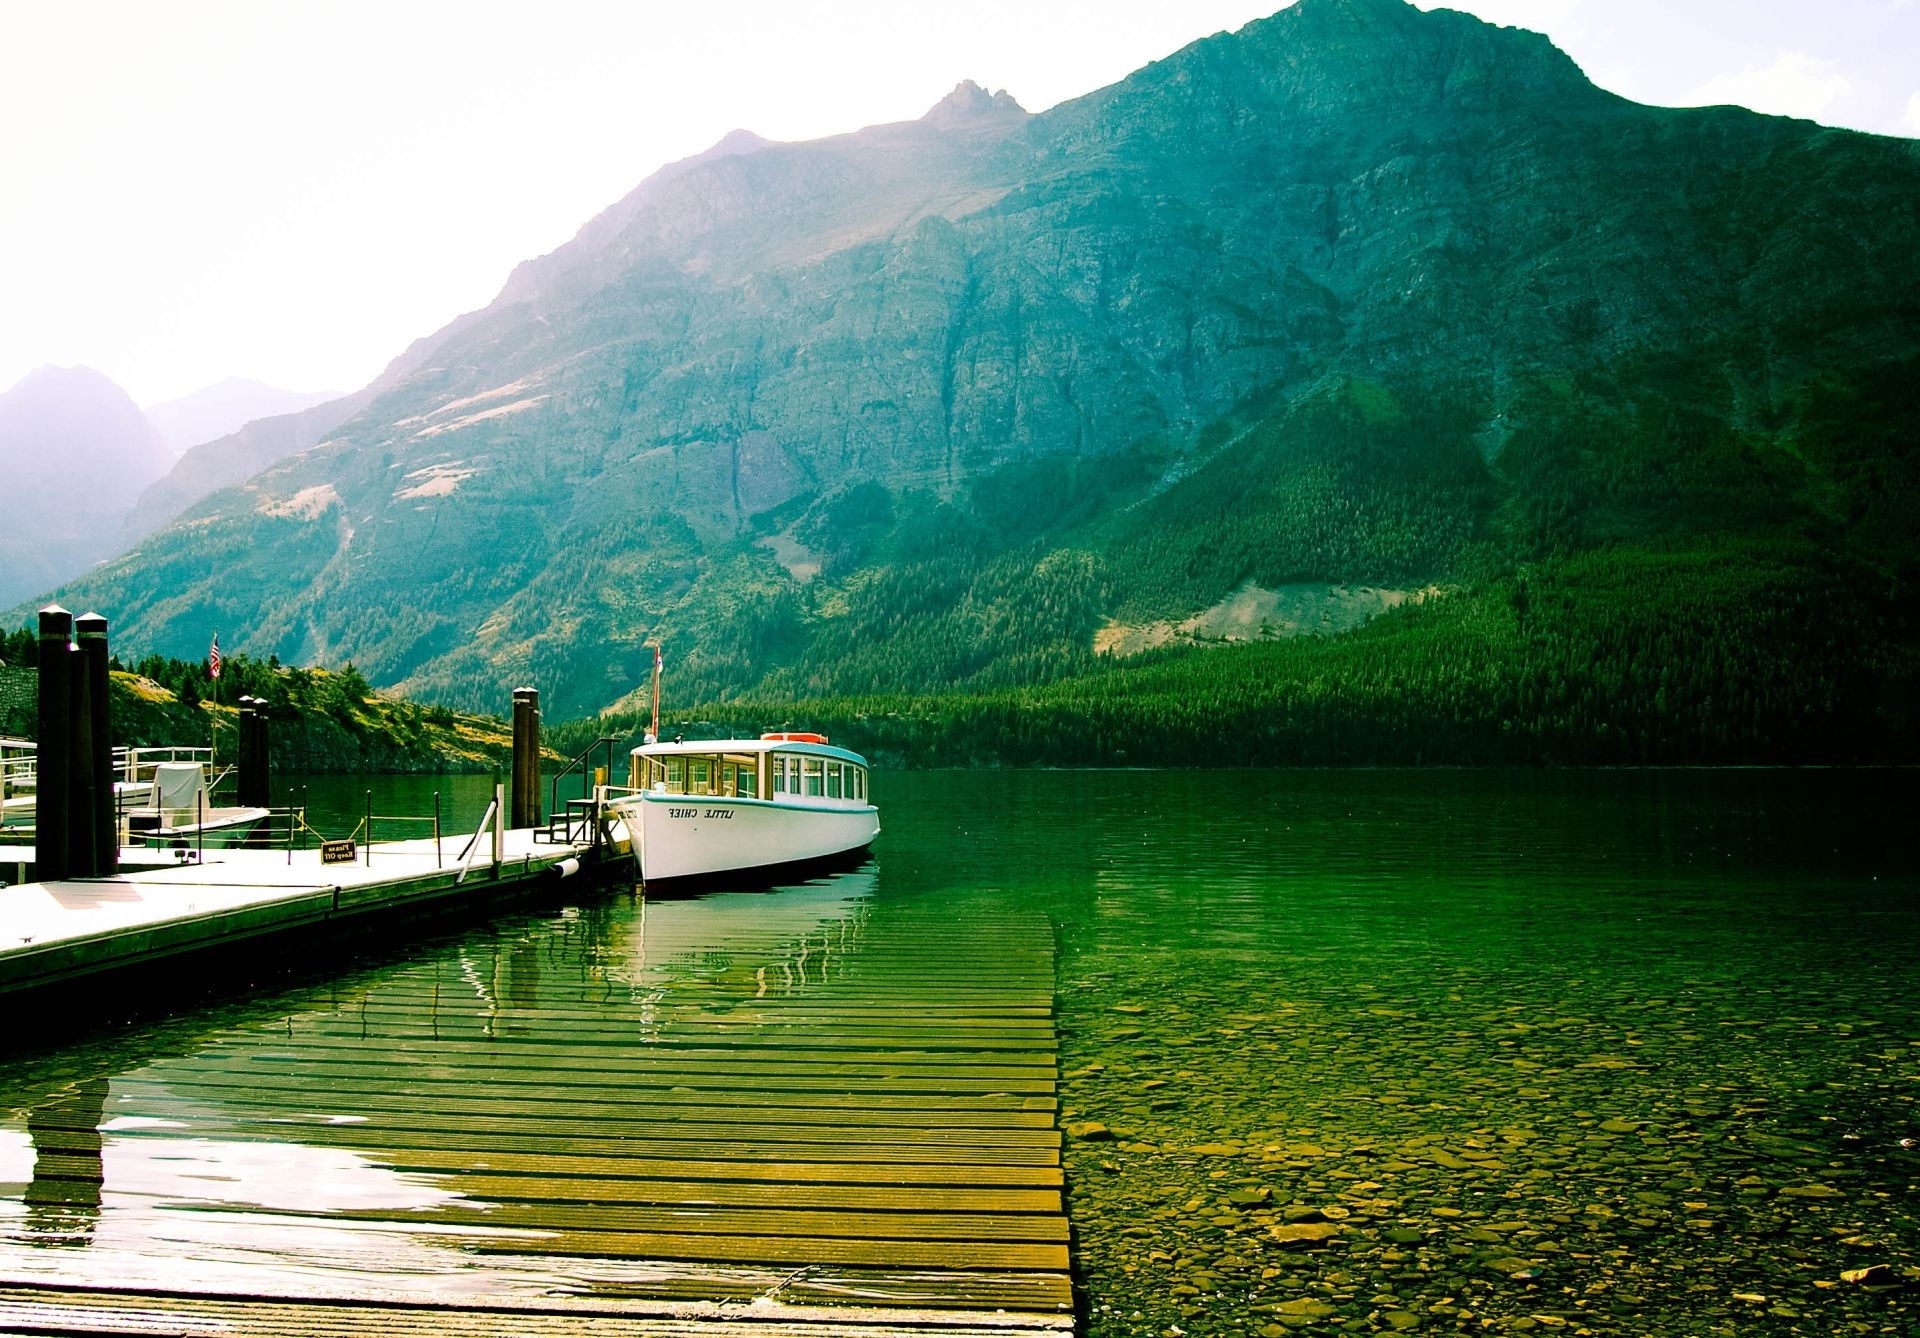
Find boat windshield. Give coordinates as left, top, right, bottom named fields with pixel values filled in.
left=636, top=753, right=761, bottom=797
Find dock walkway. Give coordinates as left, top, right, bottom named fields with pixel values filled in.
left=0, top=830, right=619, bottom=996
left=0, top=885, right=1073, bottom=1334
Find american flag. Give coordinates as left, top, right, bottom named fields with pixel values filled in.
left=209, top=633, right=222, bottom=680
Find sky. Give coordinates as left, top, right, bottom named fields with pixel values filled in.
left=1, top=0, right=1913, bottom=409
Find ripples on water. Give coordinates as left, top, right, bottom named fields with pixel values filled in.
left=1, top=768, right=1915, bottom=1335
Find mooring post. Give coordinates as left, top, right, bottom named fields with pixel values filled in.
left=510, top=687, right=537, bottom=829
left=66, top=636, right=96, bottom=877
left=254, top=701, right=270, bottom=810
left=236, top=696, right=269, bottom=809
left=235, top=696, right=253, bottom=806
left=526, top=689, right=541, bottom=828
left=492, top=778, right=505, bottom=873
left=76, top=612, right=116, bottom=876
left=36, top=605, right=73, bottom=883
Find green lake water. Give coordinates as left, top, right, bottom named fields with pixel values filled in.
left=1, top=769, right=1914, bottom=1335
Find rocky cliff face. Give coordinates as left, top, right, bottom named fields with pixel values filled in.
left=30, top=0, right=1920, bottom=716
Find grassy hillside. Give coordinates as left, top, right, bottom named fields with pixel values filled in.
left=1, top=633, right=520, bottom=774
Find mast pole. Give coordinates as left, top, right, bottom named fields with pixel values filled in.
left=649, top=643, right=661, bottom=741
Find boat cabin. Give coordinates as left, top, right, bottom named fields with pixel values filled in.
left=627, top=738, right=869, bottom=806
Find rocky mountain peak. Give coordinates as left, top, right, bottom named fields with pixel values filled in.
left=921, top=80, right=1027, bottom=129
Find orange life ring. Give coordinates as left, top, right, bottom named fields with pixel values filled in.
left=760, top=731, right=829, bottom=744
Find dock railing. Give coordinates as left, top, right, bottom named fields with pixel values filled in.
left=548, top=736, right=619, bottom=828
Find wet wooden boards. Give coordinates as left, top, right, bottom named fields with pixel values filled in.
left=0, top=889, right=1073, bottom=1334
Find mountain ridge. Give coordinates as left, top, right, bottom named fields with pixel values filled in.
left=18, top=0, right=1920, bottom=752
left=0, top=366, right=173, bottom=607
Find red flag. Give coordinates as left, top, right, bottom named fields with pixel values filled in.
left=209, top=633, right=222, bottom=680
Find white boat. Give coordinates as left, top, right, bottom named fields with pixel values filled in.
left=122, top=759, right=271, bottom=847
left=611, top=732, right=879, bottom=885
left=2, top=744, right=265, bottom=845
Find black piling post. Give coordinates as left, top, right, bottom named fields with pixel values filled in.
left=76, top=612, right=115, bottom=876
left=235, top=697, right=252, bottom=806
left=434, top=789, right=442, bottom=868
left=236, top=696, right=270, bottom=808
left=66, top=637, right=96, bottom=877
left=35, top=605, right=73, bottom=883
left=526, top=689, right=541, bottom=829
left=253, top=701, right=271, bottom=810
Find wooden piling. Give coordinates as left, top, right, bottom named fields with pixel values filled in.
left=236, top=695, right=270, bottom=809
left=252, top=699, right=270, bottom=809
left=75, top=613, right=114, bottom=877
left=35, top=605, right=72, bottom=883
left=511, top=687, right=539, bottom=829
left=65, top=639, right=96, bottom=878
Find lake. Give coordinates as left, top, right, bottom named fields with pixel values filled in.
left=1, top=769, right=1915, bottom=1335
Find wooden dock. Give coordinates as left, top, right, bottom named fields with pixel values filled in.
left=0, top=828, right=624, bottom=997
left=0, top=883, right=1073, bottom=1334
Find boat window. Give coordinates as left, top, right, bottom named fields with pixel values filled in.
left=738, top=767, right=757, bottom=798
left=804, top=757, right=824, bottom=796
left=771, top=755, right=787, bottom=794
left=664, top=756, right=685, bottom=794
left=853, top=767, right=865, bottom=801
left=689, top=757, right=711, bottom=796
left=785, top=755, right=802, bottom=794
left=827, top=763, right=843, bottom=799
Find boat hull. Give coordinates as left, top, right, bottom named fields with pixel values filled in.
left=616, top=794, right=879, bottom=884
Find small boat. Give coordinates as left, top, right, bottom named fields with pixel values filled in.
left=612, top=733, right=880, bottom=885
left=122, top=759, right=271, bottom=848
left=2, top=744, right=266, bottom=847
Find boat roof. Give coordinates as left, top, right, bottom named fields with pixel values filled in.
left=631, top=737, right=869, bottom=766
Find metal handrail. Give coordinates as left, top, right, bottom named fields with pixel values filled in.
left=548, top=735, right=619, bottom=823
left=455, top=796, right=499, bottom=885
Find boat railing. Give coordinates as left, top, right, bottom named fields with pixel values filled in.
left=119, top=745, right=214, bottom=786
left=1, top=738, right=36, bottom=798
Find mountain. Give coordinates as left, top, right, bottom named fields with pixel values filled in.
left=0, top=366, right=174, bottom=608
left=144, top=378, right=342, bottom=456
left=26, top=0, right=1920, bottom=755
left=118, top=315, right=496, bottom=544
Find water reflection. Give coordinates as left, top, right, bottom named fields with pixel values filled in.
left=22, top=1078, right=107, bottom=1247
left=0, top=868, right=886, bottom=1302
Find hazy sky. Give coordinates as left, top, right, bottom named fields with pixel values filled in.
left=1, top=0, right=1913, bottom=409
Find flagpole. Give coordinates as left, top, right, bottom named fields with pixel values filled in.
left=209, top=633, right=221, bottom=771
left=649, top=642, right=661, bottom=743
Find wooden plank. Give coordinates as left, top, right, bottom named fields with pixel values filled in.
left=111, top=1073, right=1059, bottom=1114
left=60, top=1124, right=1063, bottom=1167
left=103, top=1084, right=1057, bottom=1128
left=64, top=1162, right=1062, bottom=1213
left=26, top=1148, right=1064, bottom=1190
left=463, top=1228, right=1070, bottom=1272
left=0, top=1284, right=1072, bottom=1335
left=124, top=1060, right=1060, bottom=1096
left=95, top=1195, right=1071, bottom=1243
left=181, top=1038, right=1059, bottom=1067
